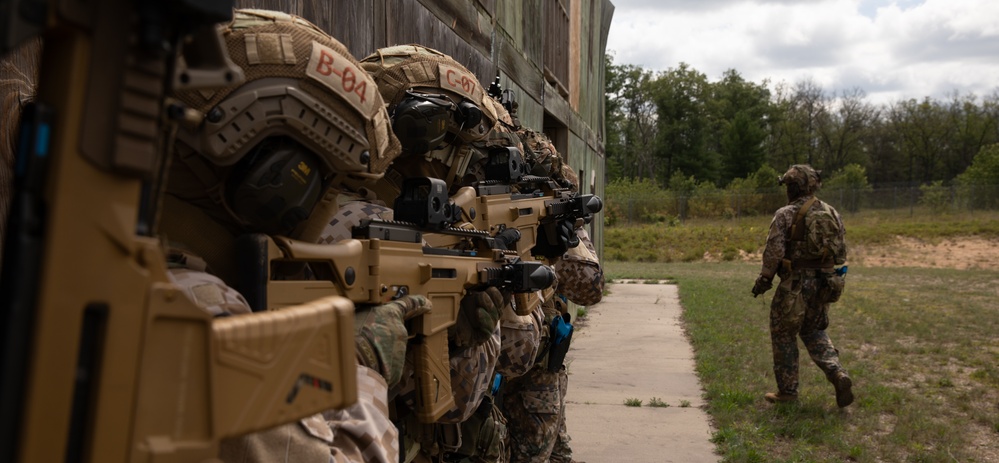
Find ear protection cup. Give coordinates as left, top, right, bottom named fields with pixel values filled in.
left=225, top=137, right=326, bottom=235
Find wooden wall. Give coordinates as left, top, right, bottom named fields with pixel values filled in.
left=234, top=0, right=614, bottom=256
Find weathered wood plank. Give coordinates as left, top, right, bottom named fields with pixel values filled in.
left=236, top=0, right=374, bottom=58
left=502, top=77, right=543, bottom=131
left=543, top=79, right=599, bottom=153
left=388, top=0, right=494, bottom=84
left=235, top=0, right=303, bottom=16
left=328, top=0, right=377, bottom=58
left=569, top=0, right=581, bottom=109
left=475, top=0, right=496, bottom=18
left=301, top=0, right=331, bottom=33
left=496, top=31, right=543, bottom=106
left=414, top=0, right=493, bottom=59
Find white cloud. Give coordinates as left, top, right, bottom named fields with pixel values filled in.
left=607, top=0, right=999, bottom=104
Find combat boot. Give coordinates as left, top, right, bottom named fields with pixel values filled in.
left=763, top=392, right=797, bottom=404
left=832, top=371, right=853, bottom=407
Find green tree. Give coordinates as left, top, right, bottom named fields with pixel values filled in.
left=725, top=165, right=782, bottom=215
left=667, top=170, right=699, bottom=219
left=653, top=63, right=715, bottom=184
left=863, top=113, right=905, bottom=185
left=823, top=163, right=872, bottom=212
left=943, top=91, right=999, bottom=180
left=887, top=97, right=953, bottom=185
left=604, top=54, right=658, bottom=182
left=955, top=143, right=999, bottom=208
left=816, top=87, right=877, bottom=173
left=767, top=79, right=827, bottom=169
left=708, top=70, right=771, bottom=186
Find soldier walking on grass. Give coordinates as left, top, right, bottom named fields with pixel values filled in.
left=751, top=164, right=854, bottom=408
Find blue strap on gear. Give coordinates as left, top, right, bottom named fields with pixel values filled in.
left=491, top=373, right=502, bottom=395
left=546, top=313, right=574, bottom=372
left=551, top=313, right=573, bottom=346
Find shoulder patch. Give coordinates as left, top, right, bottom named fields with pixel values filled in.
left=306, top=41, right=377, bottom=118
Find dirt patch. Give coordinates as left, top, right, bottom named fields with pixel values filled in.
left=851, top=236, right=999, bottom=270
left=722, top=237, right=999, bottom=270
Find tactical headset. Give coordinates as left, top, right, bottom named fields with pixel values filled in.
left=391, top=90, right=483, bottom=155
left=224, top=136, right=326, bottom=236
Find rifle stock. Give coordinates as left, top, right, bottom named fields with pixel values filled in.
left=0, top=2, right=357, bottom=461
left=240, top=222, right=555, bottom=423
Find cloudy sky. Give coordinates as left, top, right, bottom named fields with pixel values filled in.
left=606, top=0, right=999, bottom=105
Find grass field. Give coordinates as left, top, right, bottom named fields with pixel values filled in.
left=603, top=260, right=999, bottom=462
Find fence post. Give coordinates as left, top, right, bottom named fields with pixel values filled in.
left=950, top=185, right=956, bottom=213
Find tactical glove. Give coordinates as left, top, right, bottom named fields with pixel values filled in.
left=450, top=287, right=507, bottom=348
left=752, top=275, right=773, bottom=297
left=354, top=295, right=431, bottom=387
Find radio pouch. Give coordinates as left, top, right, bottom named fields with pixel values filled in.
left=546, top=313, right=573, bottom=372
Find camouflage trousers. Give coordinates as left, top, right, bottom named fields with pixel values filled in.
left=770, top=274, right=846, bottom=396
left=500, top=364, right=568, bottom=463
left=548, top=404, right=573, bottom=463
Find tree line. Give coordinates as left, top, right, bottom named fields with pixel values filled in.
left=603, top=55, right=999, bottom=190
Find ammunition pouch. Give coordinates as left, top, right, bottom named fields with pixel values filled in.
left=403, top=415, right=462, bottom=463
left=447, top=394, right=508, bottom=462
left=817, top=271, right=845, bottom=304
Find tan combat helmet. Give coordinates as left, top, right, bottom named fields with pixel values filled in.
left=161, top=9, right=401, bottom=282
left=166, top=9, right=400, bottom=238
left=360, top=44, right=497, bottom=144
left=359, top=45, right=499, bottom=200
left=778, top=164, right=822, bottom=200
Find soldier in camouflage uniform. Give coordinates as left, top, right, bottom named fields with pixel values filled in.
left=0, top=10, right=422, bottom=461
left=500, top=129, right=603, bottom=463
left=358, top=44, right=547, bottom=463
left=159, top=9, right=420, bottom=461
left=752, top=164, right=854, bottom=408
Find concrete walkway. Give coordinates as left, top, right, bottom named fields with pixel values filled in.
left=565, top=282, right=719, bottom=463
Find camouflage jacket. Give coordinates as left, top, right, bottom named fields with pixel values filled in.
left=760, top=194, right=846, bottom=280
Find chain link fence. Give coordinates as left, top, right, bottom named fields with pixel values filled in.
left=604, top=184, right=999, bottom=226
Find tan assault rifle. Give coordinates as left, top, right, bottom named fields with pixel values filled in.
left=418, top=147, right=603, bottom=262
left=233, top=217, right=555, bottom=423
left=0, top=2, right=356, bottom=462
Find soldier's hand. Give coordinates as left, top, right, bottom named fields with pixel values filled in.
left=752, top=275, right=773, bottom=297
left=354, top=295, right=431, bottom=387
left=450, top=287, right=506, bottom=348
